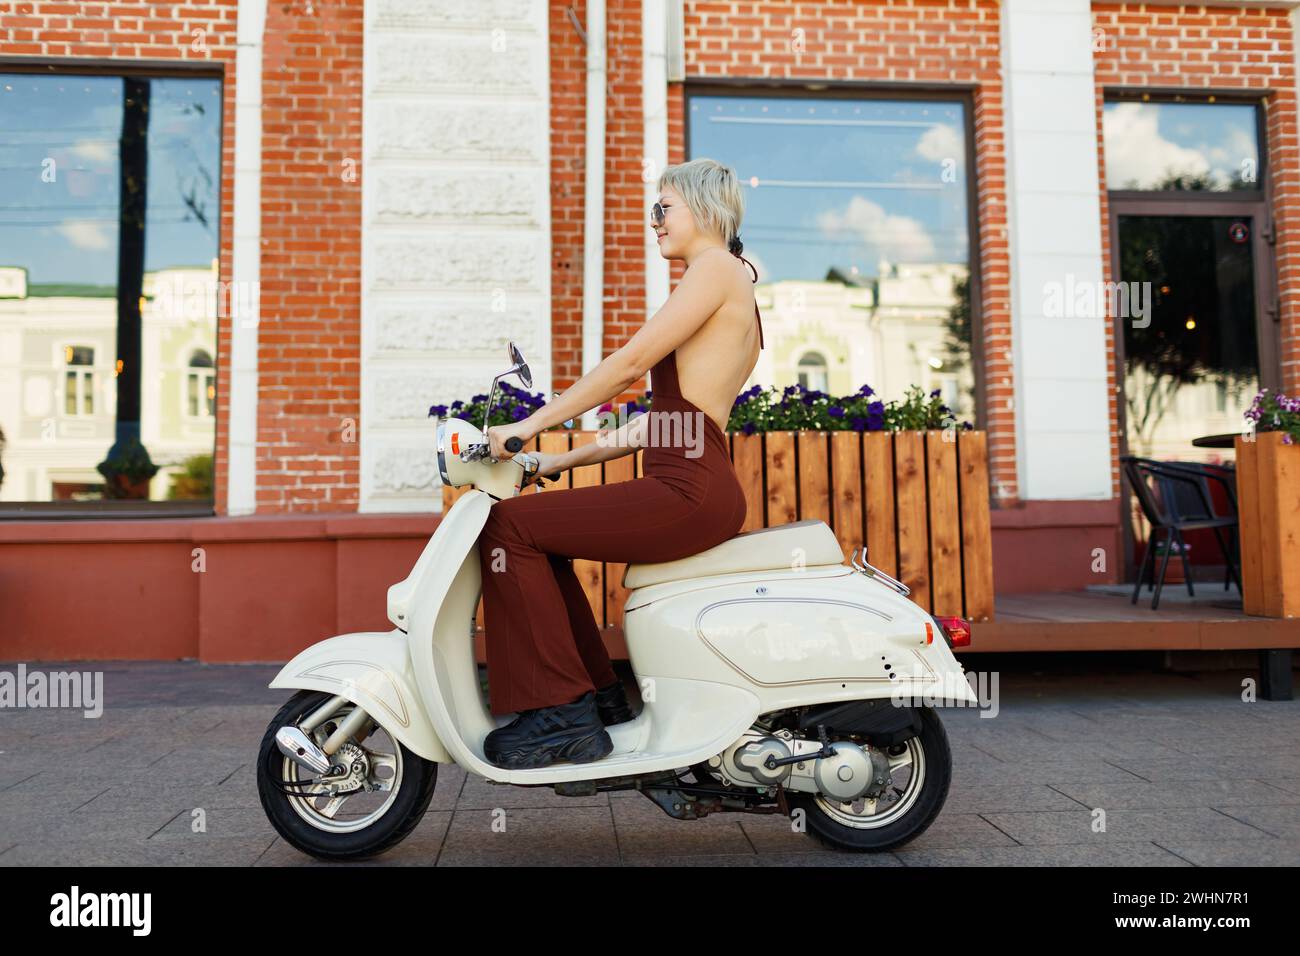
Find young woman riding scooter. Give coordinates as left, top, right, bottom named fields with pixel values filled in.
left=477, top=158, right=767, bottom=770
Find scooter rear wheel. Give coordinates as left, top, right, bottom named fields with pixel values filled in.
left=257, top=690, right=439, bottom=861
left=786, top=705, right=951, bottom=852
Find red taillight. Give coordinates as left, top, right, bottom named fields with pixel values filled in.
left=934, top=616, right=971, bottom=648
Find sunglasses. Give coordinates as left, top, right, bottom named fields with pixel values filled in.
left=650, top=201, right=668, bottom=228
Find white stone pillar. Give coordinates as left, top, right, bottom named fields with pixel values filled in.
left=360, top=0, right=553, bottom=512
left=1000, top=0, right=1112, bottom=499
left=228, top=0, right=267, bottom=515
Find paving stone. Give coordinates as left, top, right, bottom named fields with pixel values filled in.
left=610, top=794, right=755, bottom=860
left=1051, top=779, right=1300, bottom=811
left=978, top=808, right=1275, bottom=846
left=1154, top=838, right=1300, bottom=866
left=437, top=807, right=619, bottom=865
left=944, top=784, right=1086, bottom=814
left=627, top=850, right=902, bottom=867
left=455, top=773, right=609, bottom=810
left=0, top=838, right=276, bottom=867
left=1210, top=804, right=1300, bottom=839
left=896, top=841, right=1191, bottom=867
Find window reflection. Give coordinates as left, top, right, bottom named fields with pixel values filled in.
left=688, top=94, right=976, bottom=422
left=1118, top=214, right=1259, bottom=460
left=0, top=74, right=222, bottom=506
left=1103, top=101, right=1261, bottom=192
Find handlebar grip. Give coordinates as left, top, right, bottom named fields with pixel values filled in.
left=543, top=471, right=561, bottom=482
left=505, top=436, right=524, bottom=453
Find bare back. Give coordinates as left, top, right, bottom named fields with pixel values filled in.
left=673, top=250, right=762, bottom=432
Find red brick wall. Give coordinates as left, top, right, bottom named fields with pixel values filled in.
left=255, top=1, right=363, bottom=512
left=676, top=0, right=1017, bottom=501
left=602, top=0, right=648, bottom=373
left=1091, top=3, right=1299, bottom=499
left=549, top=0, right=588, bottom=389
left=0, top=0, right=239, bottom=509
left=548, top=0, right=651, bottom=404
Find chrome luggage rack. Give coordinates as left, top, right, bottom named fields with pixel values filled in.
left=849, top=546, right=911, bottom=597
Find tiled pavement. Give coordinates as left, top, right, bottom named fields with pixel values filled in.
left=1, top=660, right=1298, bottom=866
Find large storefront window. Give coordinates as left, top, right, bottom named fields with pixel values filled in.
left=0, top=73, right=222, bottom=512
left=687, top=91, right=978, bottom=422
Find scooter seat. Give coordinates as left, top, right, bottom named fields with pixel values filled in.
left=622, top=519, right=845, bottom=590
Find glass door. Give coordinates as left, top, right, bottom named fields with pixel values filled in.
left=1115, top=212, right=1268, bottom=460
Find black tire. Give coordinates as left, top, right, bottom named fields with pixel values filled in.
left=256, top=690, right=439, bottom=862
left=786, top=705, right=951, bottom=852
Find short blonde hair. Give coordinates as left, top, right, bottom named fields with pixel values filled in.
left=657, top=158, right=745, bottom=245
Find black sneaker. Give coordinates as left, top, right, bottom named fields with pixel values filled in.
left=483, top=690, right=613, bottom=770
left=594, top=679, right=636, bottom=726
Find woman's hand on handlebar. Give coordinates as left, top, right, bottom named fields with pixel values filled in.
left=522, top=450, right=566, bottom=485
left=485, top=417, right=536, bottom=461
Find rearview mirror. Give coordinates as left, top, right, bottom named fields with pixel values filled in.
left=508, top=342, right=532, bottom=389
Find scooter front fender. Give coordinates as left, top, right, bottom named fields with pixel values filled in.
left=269, top=630, right=453, bottom=763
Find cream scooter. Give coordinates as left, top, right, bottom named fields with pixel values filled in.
left=256, top=344, right=977, bottom=860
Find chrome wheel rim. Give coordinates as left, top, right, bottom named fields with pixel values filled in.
left=813, top=737, right=925, bottom=829
left=281, top=703, right=404, bottom=834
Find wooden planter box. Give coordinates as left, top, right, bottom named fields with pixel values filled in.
left=1236, top=432, right=1300, bottom=618
left=443, top=428, right=995, bottom=631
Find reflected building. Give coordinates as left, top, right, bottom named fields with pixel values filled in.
left=747, top=259, right=973, bottom=420
left=0, top=264, right=218, bottom=501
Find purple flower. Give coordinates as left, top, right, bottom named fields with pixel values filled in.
left=429, top=403, right=448, bottom=417
left=471, top=394, right=488, bottom=403
left=511, top=405, right=529, bottom=421
left=868, top=400, right=885, bottom=415
left=930, top=388, right=942, bottom=398
left=850, top=416, right=867, bottom=432
left=450, top=400, right=464, bottom=410
left=742, top=421, right=757, bottom=435
left=858, top=384, right=874, bottom=397
left=802, top=394, right=816, bottom=406
left=828, top=405, right=844, bottom=418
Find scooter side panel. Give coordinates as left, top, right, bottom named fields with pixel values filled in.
left=625, top=569, right=978, bottom=712
left=269, top=630, right=453, bottom=763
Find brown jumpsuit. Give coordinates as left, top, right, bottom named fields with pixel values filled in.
left=477, top=254, right=765, bottom=715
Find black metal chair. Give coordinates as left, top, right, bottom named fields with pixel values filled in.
left=1121, top=456, right=1242, bottom=610
left=1156, top=460, right=1240, bottom=592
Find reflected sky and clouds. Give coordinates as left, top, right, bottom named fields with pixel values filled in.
left=1103, top=101, right=1260, bottom=191
left=689, top=95, right=970, bottom=281
left=688, top=94, right=976, bottom=422
left=0, top=75, right=222, bottom=285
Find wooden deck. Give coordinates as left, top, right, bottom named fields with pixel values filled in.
left=968, top=585, right=1300, bottom=653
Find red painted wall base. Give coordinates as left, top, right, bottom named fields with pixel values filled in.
left=1, top=501, right=1125, bottom=663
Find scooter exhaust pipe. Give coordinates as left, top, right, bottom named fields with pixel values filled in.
left=276, top=727, right=333, bottom=775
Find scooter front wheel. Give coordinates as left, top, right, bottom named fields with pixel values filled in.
left=786, top=705, right=951, bottom=852
left=256, top=690, right=439, bottom=861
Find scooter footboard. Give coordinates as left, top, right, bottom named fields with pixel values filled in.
left=269, top=630, right=453, bottom=763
